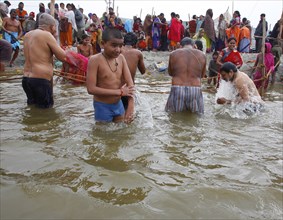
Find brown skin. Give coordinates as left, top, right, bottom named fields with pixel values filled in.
left=121, top=45, right=146, bottom=81
left=86, top=38, right=135, bottom=123
left=168, top=45, right=206, bottom=86
left=23, top=24, right=66, bottom=81
left=2, top=10, right=23, bottom=66
left=217, top=70, right=263, bottom=104
left=77, top=37, right=93, bottom=58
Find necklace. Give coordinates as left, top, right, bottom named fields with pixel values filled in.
left=102, top=53, right=118, bottom=72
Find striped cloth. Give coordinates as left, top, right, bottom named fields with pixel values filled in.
left=165, top=85, right=204, bottom=114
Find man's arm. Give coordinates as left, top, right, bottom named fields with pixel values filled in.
left=168, top=53, right=173, bottom=76
left=201, top=55, right=207, bottom=78
left=121, top=55, right=135, bottom=123
left=137, top=52, right=146, bottom=74
left=47, top=33, right=66, bottom=62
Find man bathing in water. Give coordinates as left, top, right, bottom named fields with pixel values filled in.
left=22, top=13, right=66, bottom=108
left=86, top=27, right=135, bottom=123
left=165, top=37, right=206, bottom=114
left=217, top=62, right=263, bottom=105
left=121, top=32, right=146, bottom=109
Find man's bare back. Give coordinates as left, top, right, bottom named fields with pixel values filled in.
left=169, top=46, right=206, bottom=87
left=24, top=29, right=66, bottom=80
left=121, top=45, right=146, bottom=80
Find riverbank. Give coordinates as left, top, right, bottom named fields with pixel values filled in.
left=2, top=47, right=283, bottom=82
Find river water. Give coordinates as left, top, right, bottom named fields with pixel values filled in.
left=1, top=53, right=283, bottom=219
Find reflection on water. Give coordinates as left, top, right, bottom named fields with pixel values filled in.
left=0, top=76, right=282, bottom=219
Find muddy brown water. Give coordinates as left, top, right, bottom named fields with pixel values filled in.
left=1, top=57, right=282, bottom=219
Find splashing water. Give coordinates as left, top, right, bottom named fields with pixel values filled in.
left=215, top=80, right=264, bottom=119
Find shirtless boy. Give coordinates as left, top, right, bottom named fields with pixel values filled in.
left=165, top=37, right=206, bottom=114
left=22, top=13, right=66, bottom=108
left=121, top=32, right=146, bottom=109
left=77, top=34, right=93, bottom=58
left=2, top=9, right=23, bottom=67
left=86, top=27, right=135, bottom=123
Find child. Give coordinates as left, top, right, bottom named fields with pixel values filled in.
left=77, top=34, right=93, bottom=58
left=208, top=51, right=220, bottom=86
left=86, top=27, right=135, bottom=123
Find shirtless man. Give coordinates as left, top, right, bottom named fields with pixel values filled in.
left=86, top=27, right=135, bottom=123
left=2, top=9, right=23, bottom=67
left=121, top=32, right=146, bottom=109
left=217, top=62, right=263, bottom=105
left=165, top=37, right=206, bottom=114
left=22, top=13, right=66, bottom=108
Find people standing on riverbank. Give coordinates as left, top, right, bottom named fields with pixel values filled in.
left=165, top=37, right=206, bottom=114
left=22, top=13, right=66, bottom=108
left=86, top=27, right=135, bottom=123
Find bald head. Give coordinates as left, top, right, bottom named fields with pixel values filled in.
left=38, top=13, right=55, bottom=28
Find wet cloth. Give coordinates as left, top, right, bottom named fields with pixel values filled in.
left=93, top=100, right=125, bottom=122
left=3, top=32, right=20, bottom=50
left=22, top=77, right=54, bottom=108
left=165, top=86, right=204, bottom=114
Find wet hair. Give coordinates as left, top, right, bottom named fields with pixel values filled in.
left=124, top=32, right=137, bottom=46
left=227, top=37, right=237, bottom=43
left=220, top=62, right=237, bottom=73
left=38, top=13, right=55, bottom=27
left=9, top=9, right=16, bottom=15
left=102, top=27, right=123, bottom=42
left=180, top=37, right=194, bottom=46
left=195, top=40, right=203, bottom=51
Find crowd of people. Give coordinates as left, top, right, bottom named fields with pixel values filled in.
left=0, top=1, right=282, bottom=124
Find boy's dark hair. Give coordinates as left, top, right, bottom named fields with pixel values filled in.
left=195, top=40, right=203, bottom=51
left=102, top=27, right=123, bottom=42
left=212, top=51, right=219, bottom=56
left=124, top=32, right=137, bottom=46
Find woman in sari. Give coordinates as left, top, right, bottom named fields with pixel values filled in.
left=226, top=11, right=241, bottom=47
left=253, top=42, right=275, bottom=92
left=216, top=37, right=243, bottom=87
left=217, top=37, right=243, bottom=69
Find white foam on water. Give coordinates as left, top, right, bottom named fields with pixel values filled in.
left=215, top=80, right=265, bottom=119
left=134, top=90, right=154, bottom=128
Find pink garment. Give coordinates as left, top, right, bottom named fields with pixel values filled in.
left=253, top=42, right=274, bottom=89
